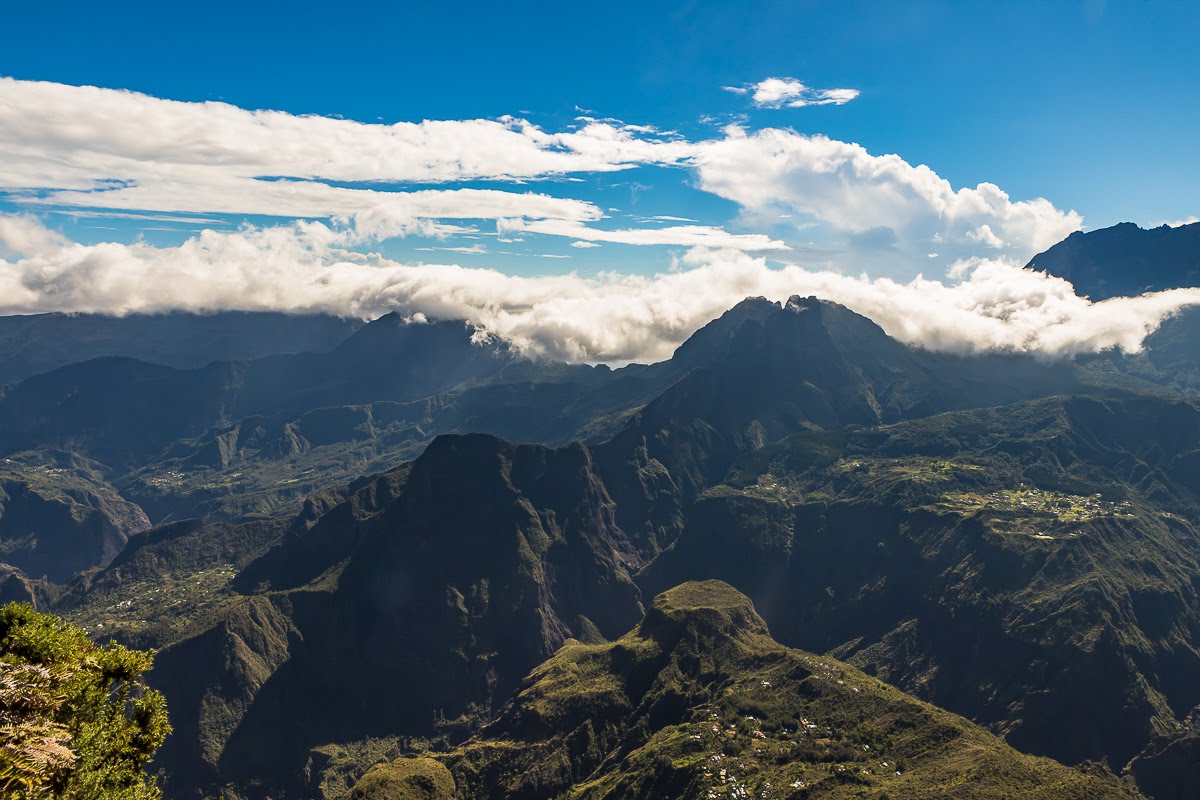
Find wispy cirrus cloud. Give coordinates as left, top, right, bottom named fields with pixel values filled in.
left=500, top=218, right=789, bottom=252
left=724, top=77, right=860, bottom=109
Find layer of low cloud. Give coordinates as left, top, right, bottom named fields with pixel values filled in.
left=2, top=214, right=1195, bottom=365
left=725, top=77, right=860, bottom=108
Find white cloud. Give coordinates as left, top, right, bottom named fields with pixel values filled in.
left=51, top=210, right=231, bottom=225
left=725, top=77, right=861, bottom=109
left=694, top=128, right=1083, bottom=270
left=0, top=214, right=69, bottom=259
left=966, top=224, right=1004, bottom=248
left=26, top=178, right=606, bottom=237
left=415, top=244, right=489, bottom=255
left=571, top=241, right=601, bottom=248
left=1162, top=216, right=1199, bottom=228
left=504, top=218, right=789, bottom=252
left=0, top=77, right=694, bottom=236
left=0, top=78, right=1085, bottom=276
left=2, top=214, right=1194, bottom=365
left=0, top=78, right=692, bottom=190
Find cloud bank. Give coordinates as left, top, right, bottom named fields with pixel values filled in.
left=2, top=214, right=1195, bottom=365
left=697, top=128, right=1083, bottom=270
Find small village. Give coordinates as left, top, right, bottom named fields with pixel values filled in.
left=939, top=485, right=1137, bottom=539
left=70, top=562, right=239, bottom=639
left=677, top=660, right=903, bottom=799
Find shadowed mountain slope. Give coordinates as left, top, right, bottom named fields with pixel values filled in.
left=0, top=450, right=150, bottom=581
left=145, top=434, right=646, bottom=798
left=1027, top=221, right=1200, bottom=299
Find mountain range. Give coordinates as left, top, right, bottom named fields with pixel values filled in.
left=3, top=221, right=1200, bottom=798
left=1028, top=220, right=1200, bottom=299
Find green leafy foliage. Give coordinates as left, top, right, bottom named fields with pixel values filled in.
left=0, top=603, right=170, bottom=799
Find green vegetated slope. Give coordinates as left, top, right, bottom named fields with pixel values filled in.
left=351, top=582, right=1137, bottom=800
left=63, top=298, right=1200, bottom=799
left=643, top=393, right=1200, bottom=771
left=8, top=223, right=1200, bottom=799
left=54, top=516, right=289, bottom=648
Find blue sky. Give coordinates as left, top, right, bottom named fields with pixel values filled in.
left=0, top=1, right=1198, bottom=363
left=5, top=0, right=1196, bottom=230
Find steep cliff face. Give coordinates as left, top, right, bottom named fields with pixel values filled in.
left=0, top=459, right=150, bottom=582
left=150, top=434, right=647, bottom=798
left=0, top=563, right=40, bottom=605
left=1127, top=729, right=1200, bottom=800
left=149, top=593, right=311, bottom=797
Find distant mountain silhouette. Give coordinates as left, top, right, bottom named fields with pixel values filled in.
left=0, top=311, right=360, bottom=385
left=1027, top=220, right=1200, bottom=298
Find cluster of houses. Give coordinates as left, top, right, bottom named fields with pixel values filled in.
left=693, top=667, right=901, bottom=799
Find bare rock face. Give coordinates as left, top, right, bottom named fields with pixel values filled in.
left=1128, top=728, right=1200, bottom=800
left=0, top=563, right=39, bottom=606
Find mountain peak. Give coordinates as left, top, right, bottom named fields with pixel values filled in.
left=335, top=312, right=491, bottom=354
left=637, top=580, right=771, bottom=649
left=1027, top=220, right=1200, bottom=298
left=783, top=294, right=825, bottom=311
left=669, top=294, right=895, bottom=374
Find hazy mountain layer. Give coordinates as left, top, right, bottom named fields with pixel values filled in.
left=0, top=310, right=360, bottom=385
